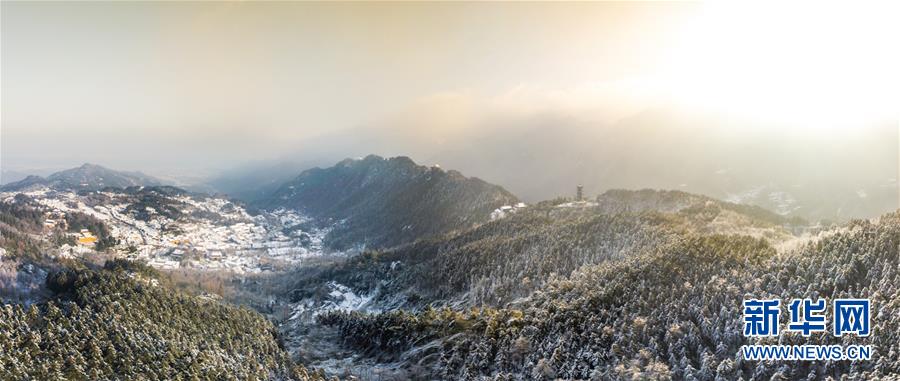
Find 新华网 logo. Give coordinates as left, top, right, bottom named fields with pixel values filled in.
left=740, top=298, right=872, bottom=361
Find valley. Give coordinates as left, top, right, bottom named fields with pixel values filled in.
left=1, top=156, right=898, bottom=380
left=5, top=3, right=897, bottom=379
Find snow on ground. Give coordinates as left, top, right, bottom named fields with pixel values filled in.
left=2, top=187, right=331, bottom=274
left=490, top=202, right=527, bottom=220
left=289, top=281, right=378, bottom=322
left=555, top=200, right=598, bottom=208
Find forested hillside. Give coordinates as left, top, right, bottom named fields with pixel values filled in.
left=3, top=167, right=895, bottom=380
left=0, top=184, right=328, bottom=380
left=284, top=208, right=671, bottom=310
left=319, top=213, right=900, bottom=380
left=281, top=195, right=796, bottom=310
left=0, top=196, right=110, bottom=303
left=595, top=189, right=807, bottom=227
left=0, top=262, right=324, bottom=380
left=0, top=196, right=50, bottom=263
left=263, top=155, right=519, bottom=250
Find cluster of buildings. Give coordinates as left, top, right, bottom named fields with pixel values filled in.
left=120, top=209, right=325, bottom=273
left=494, top=186, right=601, bottom=220
left=76, top=229, right=98, bottom=246
left=40, top=209, right=99, bottom=248
left=3, top=187, right=334, bottom=273
left=42, top=210, right=68, bottom=231
left=24, top=188, right=328, bottom=273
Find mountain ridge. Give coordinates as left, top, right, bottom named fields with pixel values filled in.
left=261, top=154, right=520, bottom=250
left=276, top=188, right=802, bottom=313
left=0, top=163, right=164, bottom=192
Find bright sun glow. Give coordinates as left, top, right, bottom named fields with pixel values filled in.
left=655, top=2, right=899, bottom=132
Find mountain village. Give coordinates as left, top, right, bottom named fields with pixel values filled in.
left=2, top=186, right=331, bottom=274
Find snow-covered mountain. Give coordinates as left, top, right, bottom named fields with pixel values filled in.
left=1, top=185, right=331, bottom=274
left=261, top=155, right=520, bottom=250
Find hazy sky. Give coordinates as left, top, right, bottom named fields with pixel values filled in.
left=2, top=2, right=897, bottom=179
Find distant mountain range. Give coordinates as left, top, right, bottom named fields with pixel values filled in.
left=0, top=163, right=164, bottom=192
left=0, top=169, right=48, bottom=185
left=260, top=155, right=519, bottom=250
left=263, top=108, right=898, bottom=222
left=2, top=158, right=521, bottom=251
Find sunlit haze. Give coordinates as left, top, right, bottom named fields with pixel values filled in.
left=3, top=3, right=900, bottom=379
left=657, top=2, right=899, bottom=130
left=2, top=1, right=897, bottom=219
